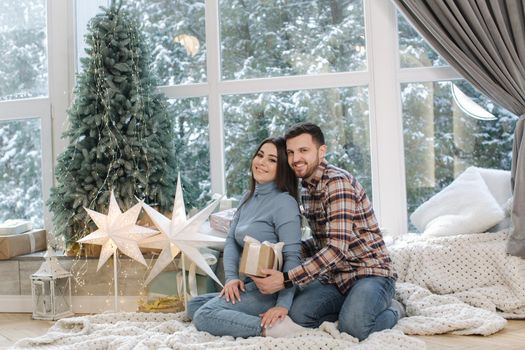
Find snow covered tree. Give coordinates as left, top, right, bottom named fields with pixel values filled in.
left=0, top=0, right=47, bottom=101
left=0, top=119, right=43, bottom=227
left=121, top=0, right=210, bottom=209
left=47, top=2, right=177, bottom=248
left=0, top=0, right=46, bottom=227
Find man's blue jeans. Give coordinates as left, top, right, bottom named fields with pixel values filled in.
left=188, top=282, right=277, bottom=338
left=288, top=276, right=399, bottom=341
left=188, top=276, right=399, bottom=341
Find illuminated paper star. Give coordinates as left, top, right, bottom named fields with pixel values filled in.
left=140, top=175, right=185, bottom=284
left=140, top=175, right=225, bottom=286
left=78, top=190, right=158, bottom=271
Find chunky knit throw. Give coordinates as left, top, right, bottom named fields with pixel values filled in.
left=12, top=230, right=524, bottom=349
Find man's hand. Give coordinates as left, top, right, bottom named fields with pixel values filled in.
left=259, top=306, right=288, bottom=328
left=219, top=279, right=245, bottom=304
left=251, top=269, right=284, bottom=294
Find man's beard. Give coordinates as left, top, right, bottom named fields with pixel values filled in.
left=292, top=155, right=320, bottom=180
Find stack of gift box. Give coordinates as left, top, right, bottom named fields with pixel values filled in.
left=209, top=208, right=236, bottom=234
left=0, top=219, right=47, bottom=260
left=209, top=207, right=283, bottom=278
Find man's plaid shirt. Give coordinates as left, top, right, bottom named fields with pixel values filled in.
left=288, top=160, right=396, bottom=294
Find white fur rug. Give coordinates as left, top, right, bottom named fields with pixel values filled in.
left=11, top=312, right=424, bottom=350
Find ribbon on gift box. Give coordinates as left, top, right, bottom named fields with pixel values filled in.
left=242, top=235, right=284, bottom=276
left=28, top=232, right=36, bottom=252
left=176, top=253, right=218, bottom=298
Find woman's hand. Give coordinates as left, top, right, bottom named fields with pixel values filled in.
left=219, top=279, right=245, bottom=304
left=259, top=306, right=288, bottom=328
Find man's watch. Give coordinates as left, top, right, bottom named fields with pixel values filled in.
left=283, top=271, right=293, bottom=289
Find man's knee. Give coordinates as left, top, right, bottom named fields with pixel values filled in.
left=289, top=281, right=344, bottom=328
left=288, top=304, right=320, bottom=328
left=289, top=302, right=339, bottom=328
left=338, top=313, right=372, bottom=341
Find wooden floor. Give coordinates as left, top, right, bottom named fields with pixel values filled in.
left=0, top=313, right=53, bottom=349
left=0, top=313, right=523, bottom=349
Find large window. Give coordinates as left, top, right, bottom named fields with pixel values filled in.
left=169, top=97, right=211, bottom=209
left=0, top=0, right=48, bottom=101
left=113, top=0, right=370, bottom=211
left=0, top=1, right=516, bottom=236
left=122, top=0, right=207, bottom=85
left=223, top=87, right=370, bottom=197
left=402, top=81, right=517, bottom=228
left=397, top=14, right=446, bottom=68
left=219, top=0, right=366, bottom=79
left=0, top=0, right=49, bottom=229
left=0, top=118, right=44, bottom=227
left=397, top=12, right=517, bottom=231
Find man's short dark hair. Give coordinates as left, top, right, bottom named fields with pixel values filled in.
left=284, top=122, right=325, bottom=146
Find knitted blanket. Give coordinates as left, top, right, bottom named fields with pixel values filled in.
left=391, top=230, right=525, bottom=336
left=11, top=312, right=424, bottom=350
left=12, top=231, right=524, bottom=349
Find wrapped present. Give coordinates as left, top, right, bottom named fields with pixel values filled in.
left=239, top=236, right=284, bottom=277
left=0, top=229, right=47, bottom=260
left=0, top=219, right=32, bottom=235
left=209, top=208, right=236, bottom=233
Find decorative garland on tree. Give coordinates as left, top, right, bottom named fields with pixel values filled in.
left=48, top=1, right=177, bottom=249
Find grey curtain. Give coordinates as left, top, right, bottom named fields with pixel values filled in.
left=394, top=0, right=525, bottom=257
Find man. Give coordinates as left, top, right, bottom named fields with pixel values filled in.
left=252, top=122, right=403, bottom=341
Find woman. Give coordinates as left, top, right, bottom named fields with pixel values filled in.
left=188, top=137, right=304, bottom=338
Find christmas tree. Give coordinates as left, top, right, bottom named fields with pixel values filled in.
left=48, top=2, right=177, bottom=249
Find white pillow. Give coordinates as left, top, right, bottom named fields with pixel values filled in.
left=474, top=167, right=512, bottom=207
left=410, top=167, right=505, bottom=237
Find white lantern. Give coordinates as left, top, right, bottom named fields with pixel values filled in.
left=31, top=250, right=74, bottom=320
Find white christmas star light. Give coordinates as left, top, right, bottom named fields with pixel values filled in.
left=78, top=190, right=158, bottom=271
left=140, top=175, right=225, bottom=286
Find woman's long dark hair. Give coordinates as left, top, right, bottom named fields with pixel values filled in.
left=238, top=137, right=299, bottom=209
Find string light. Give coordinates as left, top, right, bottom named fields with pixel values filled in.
left=49, top=4, right=180, bottom=309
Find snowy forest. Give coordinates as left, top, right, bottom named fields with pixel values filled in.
left=0, top=0, right=518, bottom=231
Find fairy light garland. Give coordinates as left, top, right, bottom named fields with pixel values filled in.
left=47, top=2, right=178, bottom=304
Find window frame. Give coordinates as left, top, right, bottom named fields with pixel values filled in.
left=0, top=0, right=73, bottom=231
left=0, top=0, right=476, bottom=237
left=0, top=99, right=53, bottom=229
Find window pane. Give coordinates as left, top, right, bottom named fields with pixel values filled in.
left=223, top=87, right=371, bottom=198
left=75, top=0, right=107, bottom=73
left=120, top=0, right=207, bottom=85
left=397, top=12, right=447, bottom=68
left=0, top=118, right=44, bottom=227
left=0, top=0, right=48, bottom=101
left=220, top=0, right=366, bottom=80
left=402, top=81, right=518, bottom=230
left=168, top=97, right=210, bottom=210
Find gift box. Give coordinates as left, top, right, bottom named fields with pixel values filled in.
left=209, top=208, right=236, bottom=233
left=239, top=236, right=284, bottom=277
left=0, top=229, right=47, bottom=260
left=0, top=219, right=32, bottom=235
